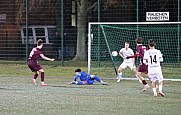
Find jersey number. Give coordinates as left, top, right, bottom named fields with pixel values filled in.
left=149, top=55, right=157, bottom=64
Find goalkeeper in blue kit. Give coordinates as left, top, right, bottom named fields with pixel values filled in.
left=69, top=68, right=108, bottom=85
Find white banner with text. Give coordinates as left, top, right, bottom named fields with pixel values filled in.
left=146, top=12, right=169, bottom=21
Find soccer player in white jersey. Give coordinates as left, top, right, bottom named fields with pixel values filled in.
left=143, top=39, right=164, bottom=97
left=117, top=42, right=141, bottom=83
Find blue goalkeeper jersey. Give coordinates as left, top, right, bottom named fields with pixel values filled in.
left=74, top=72, right=89, bottom=81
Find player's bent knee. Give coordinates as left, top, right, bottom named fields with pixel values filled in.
left=158, top=80, right=163, bottom=83
left=118, top=68, right=123, bottom=72
left=90, top=75, right=95, bottom=78
left=132, top=68, right=137, bottom=71
left=39, top=69, right=44, bottom=73
left=35, top=71, right=40, bottom=74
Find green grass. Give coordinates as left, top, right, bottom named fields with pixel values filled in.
left=0, top=61, right=181, bottom=115
left=0, top=60, right=180, bottom=79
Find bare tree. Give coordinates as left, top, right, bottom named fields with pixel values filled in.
left=74, top=0, right=128, bottom=60
left=73, top=0, right=89, bottom=61
left=16, top=0, right=121, bottom=61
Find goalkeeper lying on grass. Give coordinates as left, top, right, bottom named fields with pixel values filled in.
left=69, top=68, right=108, bottom=85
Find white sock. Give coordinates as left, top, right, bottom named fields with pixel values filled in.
left=135, top=74, right=139, bottom=79
left=118, top=72, right=122, bottom=79
left=159, top=85, right=163, bottom=92
left=41, top=82, right=44, bottom=84
left=152, top=88, right=157, bottom=94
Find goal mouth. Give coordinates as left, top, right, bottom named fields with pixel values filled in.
left=88, top=22, right=181, bottom=80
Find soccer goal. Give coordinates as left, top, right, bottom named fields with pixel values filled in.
left=88, top=22, right=181, bottom=81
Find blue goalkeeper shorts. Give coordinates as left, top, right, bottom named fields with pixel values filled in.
left=87, top=75, right=94, bottom=85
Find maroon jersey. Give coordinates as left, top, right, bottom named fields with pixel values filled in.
left=28, top=47, right=43, bottom=72
left=136, top=44, right=147, bottom=64
left=29, top=48, right=43, bottom=61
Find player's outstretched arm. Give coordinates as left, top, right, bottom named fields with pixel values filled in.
left=68, top=81, right=76, bottom=85
left=158, top=50, right=163, bottom=62
left=40, top=54, right=55, bottom=61
left=143, top=59, right=148, bottom=65
left=143, top=52, right=148, bottom=65
left=126, top=54, right=139, bottom=59
left=69, top=75, right=80, bottom=85
left=119, top=52, right=126, bottom=59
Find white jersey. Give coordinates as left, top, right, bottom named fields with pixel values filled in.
left=143, top=49, right=163, bottom=74
left=119, top=48, right=134, bottom=63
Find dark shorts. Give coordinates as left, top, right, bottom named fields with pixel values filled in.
left=138, top=64, right=148, bottom=74
left=28, top=60, right=42, bottom=72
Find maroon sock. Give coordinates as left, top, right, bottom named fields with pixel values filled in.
left=34, top=74, right=38, bottom=79
left=41, top=72, right=45, bottom=82
left=142, top=80, right=147, bottom=85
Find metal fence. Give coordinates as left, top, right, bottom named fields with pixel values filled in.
left=0, top=0, right=180, bottom=65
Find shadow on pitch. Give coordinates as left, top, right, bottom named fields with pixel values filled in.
left=0, top=87, right=22, bottom=91
left=50, top=84, right=106, bottom=89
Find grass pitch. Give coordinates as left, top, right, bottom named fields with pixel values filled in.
left=0, top=62, right=181, bottom=115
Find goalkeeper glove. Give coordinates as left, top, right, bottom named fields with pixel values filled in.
left=69, top=81, right=76, bottom=85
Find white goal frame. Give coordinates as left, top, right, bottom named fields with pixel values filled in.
left=88, top=22, right=181, bottom=81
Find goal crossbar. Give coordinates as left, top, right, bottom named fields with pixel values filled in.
left=89, top=22, right=181, bottom=25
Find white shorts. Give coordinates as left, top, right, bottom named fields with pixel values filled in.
left=149, top=72, right=164, bottom=82
left=119, top=61, right=135, bottom=70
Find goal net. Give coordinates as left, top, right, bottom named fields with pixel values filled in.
left=88, top=22, right=181, bottom=81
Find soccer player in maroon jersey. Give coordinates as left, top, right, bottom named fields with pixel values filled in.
left=126, top=37, right=150, bottom=92
left=28, top=39, right=55, bottom=86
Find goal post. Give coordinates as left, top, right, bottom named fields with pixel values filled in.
left=100, top=25, right=118, bottom=76
left=88, top=22, right=181, bottom=81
